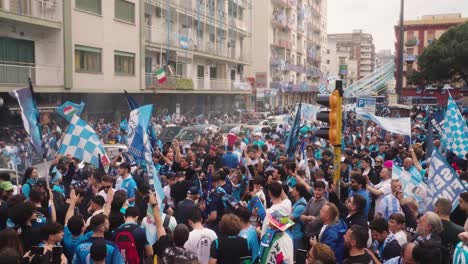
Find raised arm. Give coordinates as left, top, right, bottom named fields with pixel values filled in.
left=64, top=189, right=78, bottom=225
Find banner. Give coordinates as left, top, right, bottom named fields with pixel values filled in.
left=425, top=149, right=467, bottom=211
left=442, top=96, right=468, bottom=158
left=56, top=101, right=85, bottom=121
left=247, top=196, right=266, bottom=221
left=299, top=103, right=320, bottom=122
left=360, top=112, right=411, bottom=136
left=127, top=105, right=152, bottom=160
left=392, top=165, right=428, bottom=212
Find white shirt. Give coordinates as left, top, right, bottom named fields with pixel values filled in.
left=319, top=224, right=328, bottom=240
left=85, top=209, right=104, bottom=226
left=115, top=176, right=123, bottom=190
left=141, top=213, right=177, bottom=246
left=97, top=189, right=115, bottom=202
left=393, top=230, right=407, bottom=246
left=261, top=199, right=292, bottom=238
left=374, top=178, right=392, bottom=217
left=184, top=228, right=218, bottom=264
left=262, top=231, right=294, bottom=264
left=255, top=189, right=267, bottom=207
left=163, top=185, right=174, bottom=208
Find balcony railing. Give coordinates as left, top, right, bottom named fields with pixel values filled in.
left=0, top=0, right=62, bottom=22
left=145, top=74, right=252, bottom=92
left=146, top=28, right=249, bottom=62
left=270, top=81, right=318, bottom=92
left=272, top=39, right=292, bottom=49
left=404, top=54, right=417, bottom=62
left=0, top=63, right=63, bottom=87
left=405, top=39, right=419, bottom=46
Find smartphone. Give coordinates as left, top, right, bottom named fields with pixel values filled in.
left=31, top=246, right=43, bottom=256
left=249, top=179, right=254, bottom=192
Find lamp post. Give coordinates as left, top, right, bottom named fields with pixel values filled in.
left=396, top=0, right=405, bottom=103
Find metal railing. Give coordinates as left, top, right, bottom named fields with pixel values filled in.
left=146, top=74, right=252, bottom=92
left=0, top=0, right=62, bottom=22
left=0, top=63, right=63, bottom=86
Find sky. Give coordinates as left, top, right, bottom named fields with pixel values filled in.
left=327, top=0, right=468, bottom=52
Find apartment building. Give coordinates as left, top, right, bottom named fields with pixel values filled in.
left=394, top=13, right=468, bottom=105
left=325, top=30, right=375, bottom=87
left=248, top=0, right=326, bottom=108
left=0, top=0, right=253, bottom=119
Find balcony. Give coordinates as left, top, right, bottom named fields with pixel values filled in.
left=145, top=75, right=252, bottom=93
left=271, top=39, right=292, bottom=49
left=271, top=0, right=290, bottom=8
left=229, top=17, right=247, bottom=32
left=270, top=81, right=318, bottom=92
left=405, top=39, right=419, bottom=46
left=0, top=0, right=62, bottom=28
left=404, top=54, right=417, bottom=62
left=0, top=63, right=63, bottom=87
left=271, top=11, right=288, bottom=28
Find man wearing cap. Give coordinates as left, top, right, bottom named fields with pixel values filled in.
left=175, top=185, right=199, bottom=227
left=0, top=180, right=13, bottom=229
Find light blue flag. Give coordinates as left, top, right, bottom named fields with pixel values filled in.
left=360, top=112, right=411, bottom=136
left=442, top=96, right=468, bottom=158
left=392, top=165, right=428, bottom=213
left=127, top=105, right=152, bottom=160
left=56, top=101, right=85, bottom=121
left=58, top=115, right=110, bottom=167
left=425, top=149, right=467, bottom=211
left=10, top=87, right=44, bottom=155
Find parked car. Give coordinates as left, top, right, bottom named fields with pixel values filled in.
left=103, top=144, right=128, bottom=160
left=159, top=126, right=183, bottom=144
left=175, top=124, right=219, bottom=148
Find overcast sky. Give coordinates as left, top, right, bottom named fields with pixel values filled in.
left=327, top=0, right=468, bottom=52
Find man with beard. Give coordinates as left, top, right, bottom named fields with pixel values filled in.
left=343, top=225, right=372, bottom=264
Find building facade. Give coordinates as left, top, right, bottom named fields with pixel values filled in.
left=0, top=0, right=253, bottom=119
left=394, top=13, right=468, bottom=105
left=248, top=0, right=326, bottom=109
left=325, top=30, right=375, bottom=87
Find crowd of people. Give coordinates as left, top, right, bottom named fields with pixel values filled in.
left=0, top=106, right=466, bottom=264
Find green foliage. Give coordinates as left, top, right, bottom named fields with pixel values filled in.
left=417, top=22, right=468, bottom=85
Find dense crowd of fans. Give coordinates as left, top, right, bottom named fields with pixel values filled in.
left=0, top=106, right=466, bottom=264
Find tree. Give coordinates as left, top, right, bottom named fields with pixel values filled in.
left=416, top=22, right=468, bottom=86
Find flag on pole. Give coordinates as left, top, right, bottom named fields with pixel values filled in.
left=10, top=86, right=44, bottom=155
left=425, top=149, right=467, bottom=211
left=442, top=96, right=468, bottom=158
left=127, top=105, right=153, bottom=160
left=179, top=35, right=189, bottom=49
left=285, top=102, right=302, bottom=159
left=426, top=121, right=434, bottom=160
left=155, top=68, right=167, bottom=84
left=124, top=90, right=139, bottom=110
left=58, top=115, right=109, bottom=167
left=359, top=112, right=411, bottom=136
left=56, top=101, right=85, bottom=121
left=123, top=92, right=158, bottom=147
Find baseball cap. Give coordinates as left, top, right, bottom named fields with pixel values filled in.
left=187, top=186, right=199, bottom=195
left=0, top=181, right=14, bottom=192
left=383, top=160, right=394, bottom=169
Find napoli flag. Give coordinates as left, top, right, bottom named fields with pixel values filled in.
left=442, top=96, right=468, bottom=158
left=10, top=87, right=44, bottom=155
left=425, top=149, right=467, bottom=211
left=56, top=101, right=85, bottom=121
left=127, top=105, right=152, bottom=160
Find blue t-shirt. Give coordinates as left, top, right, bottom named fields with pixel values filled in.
left=232, top=183, right=242, bottom=202
left=119, top=176, right=137, bottom=206
left=290, top=197, right=307, bottom=240
left=286, top=176, right=297, bottom=190
left=21, top=179, right=36, bottom=199
left=239, top=225, right=259, bottom=262
left=72, top=237, right=124, bottom=264
left=349, top=189, right=371, bottom=217
left=63, top=226, right=93, bottom=261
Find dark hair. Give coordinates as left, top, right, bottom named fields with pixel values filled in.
left=219, top=214, right=242, bottom=236
left=91, top=195, right=105, bottom=208
left=89, top=214, right=107, bottom=232
left=73, top=187, right=86, bottom=198
left=118, top=162, right=131, bottom=172
left=254, top=176, right=264, bottom=185
left=285, top=162, right=296, bottom=172
left=188, top=208, right=202, bottom=223
left=173, top=224, right=190, bottom=247
left=352, top=194, right=366, bottom=213
left=8, top=202, right=36, bottom=227
left=90, top=239, right=107, bottom=261
left=314, top=169, right=325, bottom=179
left=0, top=229, right=23, bottom=256
left=28, top=187, right=43, bottom=203
left=0, top=247, right=20, bottom=264
left=268, top=182, right=283, bottom=198
left=0, top=173, right=10, bottom=182
left=101, top=175, right=114, bottom=183
left=234, top=206, right=251, bottom=223
left=370, top=217, right=389, bottom=233
left=41, top=223, right=64, bottom=240
left=111, top=190, right=127, bottom=212
left=67, top=215, right=85, bottom=236
left=460, top=192, right=468, bottom=203
left=294, top=183, right=308, bottom=198
left=23, top=167, right=36, bottom=184
left=125, top=207, right=140, bottom=218
left=412, top=241, right=442, bottom=264
left=349, top=225, right=369, bottom=249
left=226, top=145, right=233, bottom=151
left=389, top=213, right=405, bottom=225
left=351, top=174, right=367, bottom=189
left=314, top=180, right=326, bottom=190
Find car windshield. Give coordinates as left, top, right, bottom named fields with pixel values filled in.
left=177, top=129, right=202, bottom=140
left=160, top=127, right=181, bottom=138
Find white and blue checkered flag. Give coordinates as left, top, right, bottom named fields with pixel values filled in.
left=58, top=115, right=109, bottom=167
left=442, top=96, right=468, bottom=158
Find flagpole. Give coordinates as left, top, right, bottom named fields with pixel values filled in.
left=43, top=158, right=49, bottom=189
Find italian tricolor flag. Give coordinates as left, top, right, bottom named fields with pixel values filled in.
left=63, top=106, right=76, bottom=116
left=156, top=68, right=167, bottom=84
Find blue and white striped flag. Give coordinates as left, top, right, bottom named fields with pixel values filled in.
left=442, top=96, right=468, bottom=158
left=58, top=115, right=109, bottom=167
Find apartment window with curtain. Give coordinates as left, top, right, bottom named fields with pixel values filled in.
left=115, top=0, right=135, bottom=23
left=76, top=0, right=101, bottom=15
left=115, top=51, right=135, bottom=75
left=75, top=45, right=101, bottom=73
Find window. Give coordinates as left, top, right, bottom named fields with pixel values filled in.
left=115, top=0, right=135, bottom=23
left=339, top=56, right=346, bottom=64
left=76, top=0, right=101, bottom=15
left=326, top=59, right=330, bottom=64
left=327, top=49, right=330, bottom=54
left=0, top=37, right=35, bottom=64
left=210, top=66, right=217, bottom=79
left=115, top=51, right=135, bottom=75
left=75, top=45, right=101, bottom=73
left=197, top=65, right=204, bottom=78
left=145, top=57, right=152, bottom=73
left=407, top=47, right=414, bottom=55
left=231, top=69, right=236, bottom=81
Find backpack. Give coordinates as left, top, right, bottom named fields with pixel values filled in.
left=115, top=224, right=141, bottom=264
